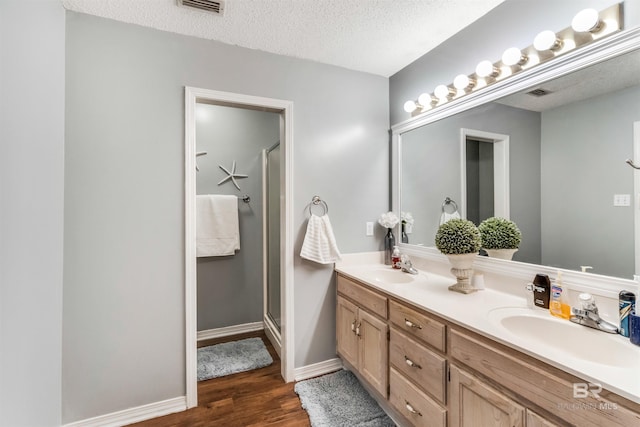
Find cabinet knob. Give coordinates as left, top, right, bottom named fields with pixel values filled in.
left=404, top=318, right=423, bottom=329
left=404, top=355, right=422, bottom=369
left=405, top=401, right=422, bottom=416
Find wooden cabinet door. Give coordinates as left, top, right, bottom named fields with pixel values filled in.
left=449, top=364, right=525, bottom=427
left=358, top=308, right=388, bottom=397
left=526, top=410, right=560, bottom=427
left=336, top=295, right=358, bottom=368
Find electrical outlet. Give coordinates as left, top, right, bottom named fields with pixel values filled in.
left=366, top=222, right=374, bottom=236
left=614, top=194, right=631, bottom=206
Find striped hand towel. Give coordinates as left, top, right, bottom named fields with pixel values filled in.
left=300, top=214, right=342, bottom=264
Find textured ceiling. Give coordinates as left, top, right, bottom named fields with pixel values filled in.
left=61, top=0, right=505, bottom=77
left=498, top=49, right=640, bottom=112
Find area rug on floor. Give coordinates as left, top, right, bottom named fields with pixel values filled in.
left=294, top=370, right=395, bottom=427
left=197, top=337, right=273, bottom=381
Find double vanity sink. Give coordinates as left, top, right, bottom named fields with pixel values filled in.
left=335, top=262, right=640, bottom=405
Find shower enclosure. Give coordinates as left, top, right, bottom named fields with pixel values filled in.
left=264, top=142, right=281, bottom=334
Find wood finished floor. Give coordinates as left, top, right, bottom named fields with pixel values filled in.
left=128, top=331, right=311, bottom=427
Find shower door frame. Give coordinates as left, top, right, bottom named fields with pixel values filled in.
left=184, top=87, right=295, bottom=408
left=263, top=142, right=282, bottom=356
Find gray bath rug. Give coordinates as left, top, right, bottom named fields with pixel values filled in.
left=197, top=337, right=273, bottom=381
left=294, top=370, right=395, bottom=427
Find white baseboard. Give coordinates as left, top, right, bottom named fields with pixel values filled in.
left=197, top=321, right=264, bottom=341
left=294, top=357, right=343, bottom=382
left=62, top=396, right=186, bottom=427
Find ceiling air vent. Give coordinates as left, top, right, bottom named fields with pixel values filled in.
left=526, top=88, right=552, bottom=97
left=179, top=0, right=225, bottom=15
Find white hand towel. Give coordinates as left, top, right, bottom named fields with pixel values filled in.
left=300, top=214, right=342, bottom=264
left=196, top=194, right=240, bottom=257
left=439, top=210, right=461, bottom=225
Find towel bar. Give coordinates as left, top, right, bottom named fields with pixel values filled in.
left=309, top=196, right=328, bottom=216
left=441, top=197, right=458, bottom=213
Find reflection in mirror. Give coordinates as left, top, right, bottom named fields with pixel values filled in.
left=397, top=46, right=640, bottom=280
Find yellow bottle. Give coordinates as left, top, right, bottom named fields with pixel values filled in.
left=549, top=271, right=571, bottom=319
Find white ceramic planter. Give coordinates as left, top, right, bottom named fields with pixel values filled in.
left=484, top=248, right=518, bottom=260
left=445, top=253, right=478, bottom=294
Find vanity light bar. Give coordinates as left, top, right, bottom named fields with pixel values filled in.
left=403, top=3, right=621, bottom=116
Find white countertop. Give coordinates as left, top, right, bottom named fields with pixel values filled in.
left=335, top=262, right=640, bottom=404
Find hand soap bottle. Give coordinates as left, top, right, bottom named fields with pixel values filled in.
left=549, top=271, right=571, bottom=319
left=391, top=246, right=401, bottom=269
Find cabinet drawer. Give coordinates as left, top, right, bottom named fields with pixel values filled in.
left=449, top=328, right=640, bottom=427
left=390, top=328, right=446, bottom=404
left=337, top=274, right=387, bottom=319
left=389, top=367, right=446, bottom=427
left=389, top=300, right=445, bottom=352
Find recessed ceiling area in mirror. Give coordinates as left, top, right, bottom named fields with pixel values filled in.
left=395, top=42, right=640, bottom=280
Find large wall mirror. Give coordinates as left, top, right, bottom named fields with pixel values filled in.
left=392, top=28, right=640, bottom=284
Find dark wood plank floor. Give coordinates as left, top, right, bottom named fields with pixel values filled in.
left=128, top=331, right=311, bottom=427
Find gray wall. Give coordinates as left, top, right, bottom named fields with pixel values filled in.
left=195, top=104, right=279, bottom=331
left=63, top=12, right=388, bottom=424
left=541, top=85, right=640, bottom=278
left=401, top=103, right=542, bottom=263
left=0, top=1, right=65, bottom=426
left=389, top=0, right=625, bottom=126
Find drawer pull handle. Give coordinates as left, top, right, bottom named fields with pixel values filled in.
left=405, top=401, right=422, bottom=416
left=404, top=356, right=422, bottom=369
left=351, top=320, right=356, bottom=333
left=355, top=322, right=361, bottom=337
left=404, top=318, right=423, bottom=329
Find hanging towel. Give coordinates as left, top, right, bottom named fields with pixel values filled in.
left=196, top=194, right=240, bottom=257
left=300, top=214, right=342, bottom=264
left=439, top=210, right=461, bottom=225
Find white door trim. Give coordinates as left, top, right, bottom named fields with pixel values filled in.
left=184, top=87, right=295, bottom=408
left=460, top=128, right=510, bottom=220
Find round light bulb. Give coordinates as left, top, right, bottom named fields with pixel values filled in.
left=475, top=60, right=498, bottom=78
left=501, top=47, right=527, bottom=66
left=417, top=93, right=434, bottom=107
left=403, top=100, right=417, bottom=113
left=434, top=84, right=452, bottom=100
left=572, top=8, right=601, bottom=33
left=454, top=74, right=474, bottom=90
left=534, top=30, right=562, bottom=51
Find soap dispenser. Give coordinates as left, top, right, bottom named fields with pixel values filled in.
left=549, top=271, right=571, bottom=319
left=532, top=274, right=551, bottom=309
left=391, top=246, right=401, bottom=269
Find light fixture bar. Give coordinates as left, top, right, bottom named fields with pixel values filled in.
left=404, top=3, right=621, bottom=117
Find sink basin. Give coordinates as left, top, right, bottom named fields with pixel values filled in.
left=361, top=268, right=416, bottom=284
left=487, top=307, right=639, bottom=367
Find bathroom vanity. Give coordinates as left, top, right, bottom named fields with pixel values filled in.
left=335, top=259, right=640, bottom=427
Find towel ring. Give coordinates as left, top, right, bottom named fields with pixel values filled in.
left=309, top=195, right=328, bottom=216
left=441, top=197, right=458, bottom=214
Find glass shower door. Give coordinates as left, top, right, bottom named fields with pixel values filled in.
left=266, top=143, right=281, bottom=331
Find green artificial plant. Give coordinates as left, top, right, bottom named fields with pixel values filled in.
left=478, top=217, right=522, bottom=250
left=435, top=219, right=481, bottom=255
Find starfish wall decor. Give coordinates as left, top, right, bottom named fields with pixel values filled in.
left=218, top=161, right=248, bottom=190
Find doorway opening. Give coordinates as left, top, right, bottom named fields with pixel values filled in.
left=460, top=128, right=510, bottom=223
left=184, top=87, right=294, bottom=408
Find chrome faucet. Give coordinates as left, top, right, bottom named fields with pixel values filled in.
left=399, top=254, right=418, bottom=275
left=570, top=293, right=618, bottom=334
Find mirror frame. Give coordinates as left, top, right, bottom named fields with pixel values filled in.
left=391, top=27, right=640, bottom=296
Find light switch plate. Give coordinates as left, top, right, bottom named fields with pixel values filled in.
left=366, top=222, right=374, bottom=236
left=614, top=194, right=631, bottom=206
